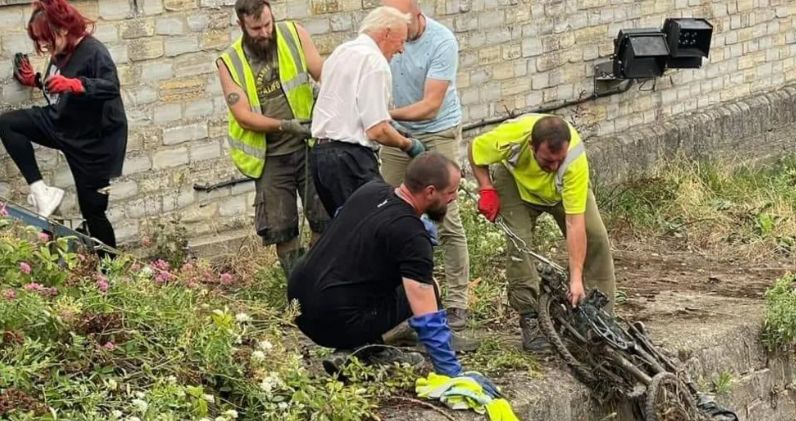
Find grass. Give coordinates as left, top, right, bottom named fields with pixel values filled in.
left=598, top=154, right=796, bottom=260
left=711, top=371, right=734, bottom=396
left=762, top=272, right=796, bottom=352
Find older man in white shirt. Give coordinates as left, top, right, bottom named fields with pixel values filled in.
left=310, top=6, right=426, bottom=216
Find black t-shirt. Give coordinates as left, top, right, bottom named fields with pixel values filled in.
left=288, top=181, right=433, bottom=316
left=34, top=35, right=127, bottom=180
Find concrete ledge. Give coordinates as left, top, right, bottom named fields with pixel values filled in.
left=383, top=293, right=796, bottom=421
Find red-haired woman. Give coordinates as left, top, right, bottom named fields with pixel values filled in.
left=0, top=0, right=127, bottom=252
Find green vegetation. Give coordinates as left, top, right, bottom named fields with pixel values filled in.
left=598, top=155, right=796, bottom=259
left=762, top=273, right=796, bottom=352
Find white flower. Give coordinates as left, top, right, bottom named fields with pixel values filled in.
left=277, top=402, right=288, bottom=411
left=127, top=417, right=142, bottom=421
left=131, top=398, right=148, bottom=413
left=134, top=391, right=146, bottom=399
left=198, top=418, right=212, bottom=421
left=259, top=372, right=282, bottom=394
left=111, top=410, right=123, bottom=418
left=235, top=313, right=251, bottom=323
left=140, top=267, right=153, bottom=278
left=106, top=378, right=118, bottom=390
left=223, top=409, right=239, bottom=419
left=250, top=350, right=266, bottom=362
left=258, top=340, right=273, bottom=351
left=203, top=393, right=215, bottom=403
left=215, top=417, right=226, bottom=421
left=166, top=375, right=177, bottom=384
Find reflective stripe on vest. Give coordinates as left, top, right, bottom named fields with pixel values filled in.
left=554, top=142, right=585, bottom=193
left=219, top=21, right=314, bottom=178
left=504, top=140, right=585, bottom=194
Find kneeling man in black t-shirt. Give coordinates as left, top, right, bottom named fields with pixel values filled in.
left=288, top=152, right=496, bottom=390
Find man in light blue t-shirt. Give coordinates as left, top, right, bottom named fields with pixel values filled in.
left=380, top=0, right=471, bottom=330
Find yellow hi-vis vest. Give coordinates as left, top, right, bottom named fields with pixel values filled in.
left=219, top=21, right=314, bottom=179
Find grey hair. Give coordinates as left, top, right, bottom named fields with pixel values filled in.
left=358, top=6, right=411, bottom=35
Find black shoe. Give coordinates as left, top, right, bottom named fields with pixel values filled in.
left=520, top=313, right=552, bottom=353
left=447, top=307, right=468, bottom=331
left=322, top=348, right=354, bottom=376
left=361, top=347, right=425, bottom=368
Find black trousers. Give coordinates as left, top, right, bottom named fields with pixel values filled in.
left=0, top=109, right=117, bottom=251
left=294, top=285, right=415, bottom=349
left=309, top=140, right=382, bottom=216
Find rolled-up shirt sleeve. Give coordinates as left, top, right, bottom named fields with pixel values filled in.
left=356, top=68, right=393, bottom=131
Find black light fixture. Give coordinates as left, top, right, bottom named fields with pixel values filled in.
left=612, top=28, right=670, bottom=79
left=593, top=18, right=713, bottom=97
left=662, top=18, right=713, bottom=68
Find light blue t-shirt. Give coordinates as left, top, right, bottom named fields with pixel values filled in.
left=390, top=16, right=462, bottom=134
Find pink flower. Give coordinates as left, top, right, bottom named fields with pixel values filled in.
left=24, top=282, right=44, bottom=292
left=0, top=202, right=8, bottom=217
left=38, top=232, right=51, bottom=242
left=2, top=289, right=16, bottom=300
left=102, top=342, right=116, bottom=351
left=140, top=236, right=152, bottom=247
left=151, top=259, right=170, bottom=272
left=180, top=262, right=194, bottom=272
left=155, top=271, right=173, bottom=284
left=19, top=262, right=31, bottom=274
left=23, top=283, right=57, bottom=297
left=219, top=273, right=234, bottom=285
left=186, top=281, right=198, bottom=289
left=96, top=279, right=109, bottom=294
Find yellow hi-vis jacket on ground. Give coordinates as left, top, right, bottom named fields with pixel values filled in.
left=218, top=21, right=314, bottom=179
left=470, top=113, right=590, bottom=214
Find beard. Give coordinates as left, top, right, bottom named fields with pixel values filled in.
left=242, top=30, right=276, bottom=61
left=426, top=203, right=448, bottom=223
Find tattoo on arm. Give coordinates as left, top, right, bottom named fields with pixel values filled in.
left=226, top=93, right=240, bottom=106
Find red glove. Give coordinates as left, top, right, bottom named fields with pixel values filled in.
left=13, top=53, right=39, bottom=88
left=478, top=188, right=500, bottom=222
left=45, top=75, right=85, bottom=95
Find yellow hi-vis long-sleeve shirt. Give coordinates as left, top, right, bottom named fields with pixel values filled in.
left=470, top=113, right=590, bottom=214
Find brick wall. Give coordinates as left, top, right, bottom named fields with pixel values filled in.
left=0, top=0, right=794, bottom=249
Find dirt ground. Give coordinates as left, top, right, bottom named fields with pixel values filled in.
left=611, top=240, right=793, bottom=315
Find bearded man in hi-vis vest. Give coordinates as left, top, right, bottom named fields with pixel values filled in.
left=216, top=0, right=329, bottom=277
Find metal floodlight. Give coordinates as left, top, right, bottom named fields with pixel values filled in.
left=612, top=28, right=670, bottom=79
left=662, top=18, right=713, bottom=69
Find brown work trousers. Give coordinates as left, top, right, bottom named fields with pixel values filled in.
left=492, top=164, right=616, bottom=315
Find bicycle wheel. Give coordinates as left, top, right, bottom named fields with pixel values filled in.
left=538, top=292, right=597, bottom=386
left=645, top=372, right=703, bottom=421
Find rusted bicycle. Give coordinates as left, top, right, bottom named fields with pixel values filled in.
left=494, top=218, right=737, bottom=421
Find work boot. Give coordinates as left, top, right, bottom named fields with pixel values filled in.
left=520, top=313, right=551, bottom=353
left=451, top=331, right=479, bottom=352
left=447, top=307, right=469, bottom=331
left=383, top=321, right=418, bottom=347
left=28, top=181, right=64, bottom=218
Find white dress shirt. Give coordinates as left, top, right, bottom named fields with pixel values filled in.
left=311, top=34, right=392, bottom=150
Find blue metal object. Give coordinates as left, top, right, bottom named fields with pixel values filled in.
left=0, top=197, right=118, bottom=254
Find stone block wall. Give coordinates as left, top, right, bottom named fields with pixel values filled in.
left=0, top=0, right=794, bottom=248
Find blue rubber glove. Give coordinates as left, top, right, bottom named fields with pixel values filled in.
left=462, top=371, right=501, bottom=398
left=405, top=138, right=426, bottom=158
left=408, top=310, right=462, bottom=376
left=420, top=214, right=439, bottom=246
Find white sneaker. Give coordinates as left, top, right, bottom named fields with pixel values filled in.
left=28, top=182, right=64, bottom=218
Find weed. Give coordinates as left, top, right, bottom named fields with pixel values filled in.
left=711, top=371, right=734, bottom=396
left=762, top=273, right=796, bottom=351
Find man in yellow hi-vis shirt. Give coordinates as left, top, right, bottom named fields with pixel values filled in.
left=468, top=114, right=616, bottom=352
